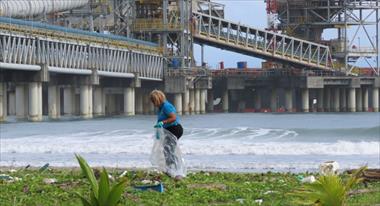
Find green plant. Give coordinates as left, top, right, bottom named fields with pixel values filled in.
left=291, top=166, right=367, bottom=206
left=75, top=154, right=127, bottom=206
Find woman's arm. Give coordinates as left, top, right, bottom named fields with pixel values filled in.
left=162, top=113, right=176, bottom=124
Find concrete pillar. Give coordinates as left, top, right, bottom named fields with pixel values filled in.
left=28, top=82, right=43, bottom=121
left=301, top=88, right=309, bottom=113
left=317, top=89, right=324, bottom=112
left=106, top=94, right=116, bottom=115
left=333, top=88, right=340, bottom=112
left=200, top=89, right=206, bottom=114
left=222, top=90, right=229, bottom=113
left=0, top=83, right=7, bottom=121
left=189, top=89, right=195, bottom=114
left=143, top=92, right=150, bottom=115
left=135, top=91, right=143, bottom=115
left=48, top=85, right=60, bottom=119
left=372, top=88, right=379, bottom=112
left=182, top=89, right=190, bottom=115
left=16, top=84, right=27, bottom=119
left=124, top=87, right=135, bottom=116
left=285, top=88, right=293, bottom=112
left=93, top=87, right=104, bottom=116
left=356, top=88, right=363, bottom=112
left=63, top=87, right=75, bottom=116
left=254, top=91, right=261, bottom=111
left=174, top=93, right=183, bottom=115
left=340, top=88, right=347, bottom=112
left=195, top=89, right=200, bottom=114
left=348, top=88, right=356, bottom=112
left=270, top=88, right=277, bottom=112
left=8, top=92, right=15, bottom=115
left=207, top=90, right=214, bottom=112
left=363, top=88, right=369, bottom=112
left=80, top=85, right=93, bottom=119
left=325, top=88, right=331, bottom=112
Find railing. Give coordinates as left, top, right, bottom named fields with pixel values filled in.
left=192, top=12, right=334, bottom=70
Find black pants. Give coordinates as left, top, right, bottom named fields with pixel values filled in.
left=163, top=124, right=183, bottom=168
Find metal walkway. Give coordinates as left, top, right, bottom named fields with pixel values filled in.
left=192, top=12, right=334, bottom=70
left=0, top=17, right=164, bottom=80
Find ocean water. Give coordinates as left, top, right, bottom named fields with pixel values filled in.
left=1, top=113, right=379, bottom=172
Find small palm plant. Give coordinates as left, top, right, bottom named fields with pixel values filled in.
left=291, top=166, right=367, bottom=206
left=75, top=154, right=127, bottom=206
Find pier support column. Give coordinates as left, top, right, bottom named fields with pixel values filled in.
left=301, top=88, right=309, bottom=113
left=48, top=85, right=60, bottom=119
left=189, top=89, right=195, bottom=114
left=136, top=91, right=143, bottom=115
left=356, top=88, right=363, bottom=112
left=16, top=84, right=27, bottom=119
left=195, top=89, right=200, bottom=114
left=223, top=90, right=229, bottom=113
left=207, top=90, right=214, bottom=113
left=28, top=82, right=43, bottom=122
left=200, top=89, right=206, bottom=114
left=348, top=88, right=356, bottom=112
left=0, top=83, right=7, bottom=122
left=340, top=88, right=347, bottom=112
left=254, top=91, right=261, bottom=111
left=285, top=88, right=293, bottom=112
left=174, top=93, right=183, bottom=115
left=63, top=86, right=75, bottom=116
left=80, top=85, right=93, bottom=119
left=124, top=87, right=135, bottom=116
left=333, top=88, right=340, bottom=112
left=317, top=89, right=324, bottom=112
left=93, top=87, right=105, bottom=117
left=143, top=92, right=150, bottom=115
left=270, top=88, right=277, bottom=112
left=8, top=92, right=15, bottom=116
left=363, top=88, right=369, bottom=112
left=183, top=89, right=190, bottom=115
left=372, top=88, right=379, bottom=112
left=325, top=88, right=331, bottom=112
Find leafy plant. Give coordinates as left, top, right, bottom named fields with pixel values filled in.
left=75, top=154, right=127, bottom=206
left=291, top=166, right=367, bottom=206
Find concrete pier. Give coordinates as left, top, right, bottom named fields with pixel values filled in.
left=174, top=93, right=183, bottom=115
left=356, top=88, right=363, bottom=112
left=207, top=90, right=214, bottom=112
left=124, top=87, right=135, bottom=116
left=373, top=88, right=379, bottom=112
left=333, top=88, right=340, bottom=112
left=183, top=89, right=190, bottom=115
left=80, top=85, right=93, bottom=119
left=254, top=91, right=261, bottom=111
left=8, top=92, right=15, bottom=115
left=317, top=89, right=324, bottom=112
left=0, top=83, right=7, bottom=121
left=285, top=88, right=293, bottom=112
left=363, top=88, right=369, bottom=112
left=189, top=89, right=195, bottom=114
left=48, top=85, right=60, bottom=119
left=200, top=89, right=206, bottom=114
left=223, top=90, right=229, bottom=112
left=325, top=88, right=331, bottom=112
left=340, top=88, right=347, bottom=112
left=195, top=89, right=200, bottom=114
left=63, top=87, right=75, bottom=116
left=93, top=87, right=105, bottom=116
left=136, top=91, right=143, bottom=115
left=348, top=88, right=356, bottom=112
left=28, top=82, right=42, bottom=122
left=301, top=88, right=309, bottom=112
left=16, top=84, right=27, bottom=119
left=270, top=88, right=277, bottom=112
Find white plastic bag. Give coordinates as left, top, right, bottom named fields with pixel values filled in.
left=150, top=128, right=186, bottom=178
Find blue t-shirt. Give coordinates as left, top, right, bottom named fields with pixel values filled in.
left=157, top=100, right=180, bottom=128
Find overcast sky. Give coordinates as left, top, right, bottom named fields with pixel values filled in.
left=193, top=0, right=378, bottom=69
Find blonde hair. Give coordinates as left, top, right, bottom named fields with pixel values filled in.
left=150, top=90, right=166, bottom=106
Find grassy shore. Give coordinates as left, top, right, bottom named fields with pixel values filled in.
left=0, top=167, right=379, bottom=206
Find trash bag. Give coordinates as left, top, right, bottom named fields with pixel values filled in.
left=150, top=127, right=186, bottom=178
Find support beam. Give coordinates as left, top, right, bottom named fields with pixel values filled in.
left=254, top=90, right=261, bottom=111
left=325, top=88, right=331, bottom=112
left=8, top=92, right=15, bottom=115
left=317, top=89, right=324, bottom=112
left=124, top=87, right=135, bottom=116
left=333, top=88, right=340, bottom=112
left=28, top=82, right=42, bottom=122
left=136, top=91, right=143, bottom=115
left=63, top=86, right=75, bottom=116
left=285, top=88, right=293, bottom=112
left=207, top=90, right=214, bottom=113
left=48, top=85, right=60, bottom=119
left=200, top=89, right=206, bottom=114
left=189, top=89, right=195, bottom=114
left=348, top=88, right=356, bottom=112
left=0, top=83, right=7, bottom=122
left=183, top=89, right=190, bottom=115
left=373, top=88, right=379, bottom=112
left=270, top=88, right=277, bottom=112
left=80, top=85, right=93, bottom=119
left=356, top=88, right=363, bottom=112
left=363, top=88, right=369, bottom=112
left=174, top=93, right=183, bottom=115
left=195, top=89, right=200, bottom=114
left=340, top=88, right=347, bottom=112
left=223, top=90, right=229, bottom=113
left=93, top=87, right=105, bottom=117
left=302, top=88, right=309, bottom=113
left=16, top=84, right=27, bottom=119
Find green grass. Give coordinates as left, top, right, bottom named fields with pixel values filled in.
left=0, top=168, right=379, bottom=206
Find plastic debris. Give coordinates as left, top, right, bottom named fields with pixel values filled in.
left=134, top=182, right=164, bottom=193
left=264, top=190, right=276, bottom=195
left=141, top=179, right=152, bottom=184
left=119, top=171, right=128, bottom=178
left=301, top=175, right=316, bottom=184
left=0, top=174, right=13, bottom=181
left=296, top=175, right=304, bottom=181
left=319, top=161, right=339, bottom=175
left=255, top=199, right=263, bottom=205
left=235, top=198, right=245, bottom=204
left=43, top=178, right=57, bottom=184
left=39, top=163, right=49, bottom=172
left=108, top=174, right=115, bottom=181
